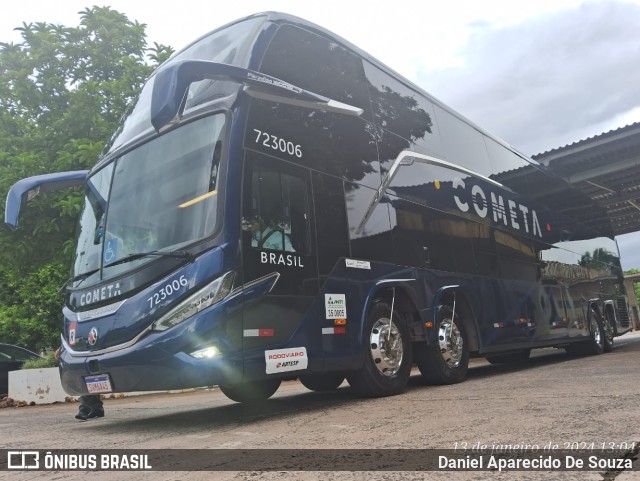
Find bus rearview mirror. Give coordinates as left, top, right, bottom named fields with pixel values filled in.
left=150, top=60, right=363, bottom=132
left=5, top=171, right=88, bottom=229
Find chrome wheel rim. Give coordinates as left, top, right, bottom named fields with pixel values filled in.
left=369, top=318, right=403, bottom=376
left=591, top=317, right=602, bottom=346
left=439, top=318, right=463, bottom=368
left=603, top=315, right=614, bottom=345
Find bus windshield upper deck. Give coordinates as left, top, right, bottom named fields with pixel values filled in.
left=104, top=16, right=265, bottom=155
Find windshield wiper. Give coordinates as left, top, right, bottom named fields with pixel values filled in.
left=59, top=250, right=192, bottom=295
left=60, top=268, right=101, bottom=294
left=102, top=249, right=192, bottom=269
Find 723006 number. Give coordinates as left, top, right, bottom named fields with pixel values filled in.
left=147, top=275, right=188, bottom=309
left=253, top=129, right=302, bottom=158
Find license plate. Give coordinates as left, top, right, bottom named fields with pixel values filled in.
left=85, top=374, right=113, bottom=394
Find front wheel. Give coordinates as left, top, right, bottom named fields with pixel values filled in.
left=299, top=373, right=345, bottom=392
left=416, top=305, right=469, bottom=385
left=219, top=379, right=281, bottom=403
left=346, top=302, right=412, bottom=397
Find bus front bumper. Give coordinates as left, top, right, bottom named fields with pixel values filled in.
left=58, top=329, right=243, bottom=396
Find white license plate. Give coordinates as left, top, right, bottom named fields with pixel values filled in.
left=85, top=374, right=112, bottom=394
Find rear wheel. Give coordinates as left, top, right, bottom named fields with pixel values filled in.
left=219, top=379, right=281, bottom=403
left=566, top=309, right=605, bottom=356
left=585, top=309, right=606, bottom=355
left=486, top=349, right=531, bottom=365
left=299, top=373, right=345, bottom=392
left=346, top=302, right=412, bottom=397
left=602, top=309, right=615, bottom=353
left=416, top=305, right=469, bottom=385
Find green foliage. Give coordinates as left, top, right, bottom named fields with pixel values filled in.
left=579, top=248, right=621, bottom=271
left=22, top=351, right=58, bottom=369
left=0, top=7, right=174, bottom=351
left=0, top=262, right=67, bottom=350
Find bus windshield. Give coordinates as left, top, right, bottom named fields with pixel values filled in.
left=73, top=114, right=226, bottom=283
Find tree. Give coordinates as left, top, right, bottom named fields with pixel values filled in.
left=579, top=247, right=622, bottom=272
left=0, top=7, right=173, bottom=351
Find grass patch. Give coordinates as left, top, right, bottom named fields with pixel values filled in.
left=21, top=351, right=58, bottom=369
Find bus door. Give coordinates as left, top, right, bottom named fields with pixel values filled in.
left=241, top=152, right=320, bottom=378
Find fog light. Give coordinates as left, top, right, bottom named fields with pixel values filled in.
left=190, top=346, right=220, bottom=359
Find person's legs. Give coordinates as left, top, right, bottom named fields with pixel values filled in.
left=75, top=395, right=104, bottom=420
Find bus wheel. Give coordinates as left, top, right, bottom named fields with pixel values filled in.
left=219, top=379, right=281, bottom=403
left=602, top=310, right=615, bottom=353
left=586, top=310, right=606, bottom=355
left=299, top=373, right=345, bottom=392
left=416, top=305, right=469, bottom=385
left=565, top=310, right=605, bottom=356
left=346, top=302, right=412, bottom=397
left=486, top=349, right=531, bottom=365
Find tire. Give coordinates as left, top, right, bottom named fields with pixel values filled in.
left=219, top=379, right=281, bottom=403
left=346, top=302, right=412, bottom=397
left=486, top=349, right=531, bottom=365
left=299, top=373, right=345, bottom=392
left=566, top=309, right=605, bottom=356
left=585, top=309, right=606, bottom=355
left=602, top=309, right=615, bottom=353
left=416, top=305, right=469, bottom=385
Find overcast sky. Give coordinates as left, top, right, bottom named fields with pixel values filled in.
left=2, top=0, right=639, bottom=268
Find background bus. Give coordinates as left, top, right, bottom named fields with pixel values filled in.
left=5, top=12, right=631, bottom=403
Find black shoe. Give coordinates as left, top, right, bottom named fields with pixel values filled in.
left=75, top=405, right=105, bottom=421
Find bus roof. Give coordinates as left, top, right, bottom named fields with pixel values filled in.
left=175, top=11, right=543, bottom=172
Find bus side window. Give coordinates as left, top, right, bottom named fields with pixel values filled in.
left=248, top=166, right=310, bottom=254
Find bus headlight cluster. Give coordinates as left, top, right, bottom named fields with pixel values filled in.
left=153, top=271, right=235, bottom=331
left=190, top=346, right=220, bottom=358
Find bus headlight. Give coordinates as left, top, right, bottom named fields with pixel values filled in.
left=153, top=271, right=235, bottom=331
left=190, top=346, right=220, bottom=358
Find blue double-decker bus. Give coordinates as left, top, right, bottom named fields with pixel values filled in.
left=5, top=12, right=632, bottom=402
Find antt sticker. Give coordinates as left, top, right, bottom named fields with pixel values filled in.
left=325, top=294, right=347, bottom=319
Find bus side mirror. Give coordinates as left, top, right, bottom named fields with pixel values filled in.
left=150, top=60, right=363, bottom=132
left=5, top=171, right=88, bottom=229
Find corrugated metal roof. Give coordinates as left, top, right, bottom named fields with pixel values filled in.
left=531, top=122, right=640, bottom=237
left=533, top=122, right=640, bottom=158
